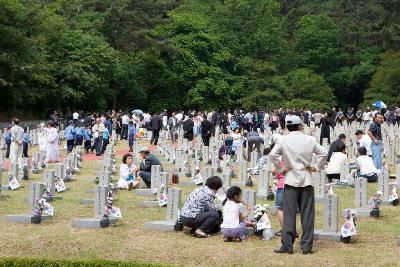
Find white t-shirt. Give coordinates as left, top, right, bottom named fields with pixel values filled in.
left=359, top=135, right=372, bottom=155
left=122, top=115, right=129, bottom=125
left=221, top=199, right=242, bottom=229
left=362, top=112, right=370, bottom=121
left=326, top=152, right=347, bottom=174
left=73, top=112, right=79, bottom=120
left=357, top=155, right=377, bottom=175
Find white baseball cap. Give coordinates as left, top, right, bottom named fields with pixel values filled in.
left=285, top=115, right=302, bottom=125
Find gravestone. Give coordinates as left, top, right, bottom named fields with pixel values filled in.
left=314, top=170, right=326, bottom=203
left=239, top=161, right=247, bottom=181
left=353, top=177, right=369, bottom=217
left=0, top=171, right=10, bottom=200
left=55, top=163, right=65, bottom=181
left=256, top=169, right=270, bottom=200
left=138, top=172, right=168, bottom=208
left=243, top=189, right=256, bottom=220
left=191, top=160, right=200, bottom=180
left=221, top=173, right=231, bottom=190
left=250, top=151, right=258, bottom=168
left=144, top=188, right=182, bottom=232
left=22, top=157, right=30, bottom=180
left=43, top=170, right=62, bottom=201
left=136, top=165, right=161, bottom=196
left=5, top=182, right=52, bottom=223
left=396, top=160, right=400, bottom=187
left=204, top=167, right=217, bottom=180
left=340, top=162, right=350, bottom=182
left=32, top=152, right=40, bottom=174
left=72, top=185, right=118, bottom=228
left=378, top=171, right=390, bottom=205
left=314, top=194, right=341, bottom=241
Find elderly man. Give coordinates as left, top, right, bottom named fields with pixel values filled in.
left=136, top=147, right=162, bottom=188
left=91, top=118, right=105, bottom=156
left=368, top=112, right=384, bottom=170
left=271, top=115, right=327, bottom=255
left=9, top=118, right=24, bottom=168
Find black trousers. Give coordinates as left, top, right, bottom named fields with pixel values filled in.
left=151, top=130, right=160, bottom=145
left=282, top=185, right=315, bottom=252
left=94, top=137, right=102, bottom=156
left=101, top=138, right=109, bottom=154
left=23, top=142, right=29, bottom=158
left=121, top=124, right=128, bottom=140
left=84, top=140, right=91, bottom=152
left=180, top=211, right=221, bottom=234
left=67, top=139, right=75, bottom=153
left=6, top=142, right=11, bottom=158
left=202, top=136, right=210, bottom=147
left=247, top=139, right=261, bottom=161
left=139, top=171, right=151, bottom=188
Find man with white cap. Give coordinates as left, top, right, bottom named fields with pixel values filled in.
left=270, top=115, right=327, bottom=255
left=136, top=147, right=162, bottom=188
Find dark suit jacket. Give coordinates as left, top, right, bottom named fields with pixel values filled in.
left=140, top=154, right=162, bottom=172
left=201, top=120, right=213, bottom=137
left=151, top=115, right=162, bottom=131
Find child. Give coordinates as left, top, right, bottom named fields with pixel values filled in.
left=83, top=124, right=92, bottom=154
left=128, top=121, right=136, bottom=152
left=22, top=126, right=32, bottom=158
left=100, top=126, right=110, bottom=154
left=4, top=126, right=11, bottom=158
left=220, top=186, right=251, bottom=242
left=253, top=147, right=271, bottom=174
left=75, top=123, right=84, bottom=147
left=65, top=120, right=76, bottom=153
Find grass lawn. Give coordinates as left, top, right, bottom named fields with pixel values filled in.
left=0, top=139, right=399, bottom=267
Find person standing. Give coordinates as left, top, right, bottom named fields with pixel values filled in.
left=92, top=118, right=105, bottom=156
left=271, top=115, right=327, bottom=254
left=64, top=121, right=76, bottom=153
left=200, top=115, right=213, bottom=147
left=183, top=115, right=194, bottom=142
left=4, top=126, right=11, bottom=158
left=150, top=113, right=162, bottom=146
left=45, top=121, right=60, bottom=163
left=336, top=108, right=344, bottom=126
left=368, top=113, right=384, bottom=170
left=168, top=112, right=178, bottom=143
left=319, top=113, right=331, bottom=145
left=9, top=118, right=24, bottom=167
left=22, top=126, right=32, bottom=158
left=121, top=113, right=129, bottom=140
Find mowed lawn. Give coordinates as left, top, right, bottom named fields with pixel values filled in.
left=0, top=139, right=399, bottom=267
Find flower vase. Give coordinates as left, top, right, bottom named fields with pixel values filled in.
left=262, top=228, right=274, bottom=240
left=31, top=214, right=42, bottom=224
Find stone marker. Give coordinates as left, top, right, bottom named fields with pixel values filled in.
left=243, top=189, right=256, bottom=220
left=0, top=171, right=10, bottom=200
left=378, top=171, right=390, bottom=205
left=5, top=182, right=52, bottom=223
left=138, top=172, right=168, bottom=208
left=314, top=194, right=341, bottom=241
left=396, top=160, right=400, bottom=187
left=136, top=165, right=161, bottom=196
left=144, top=187, right=182, bottom=231
left=43, top=169, right=62, bottom=201
left=354, top=177, right=369, bottom=217
left=314, top=170, right=326, bottom=203
left=256, top=169, right=270, bottom=200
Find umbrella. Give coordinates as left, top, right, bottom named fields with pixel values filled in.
left=372, top=101, right=387, bottom=109
left=132, top=109, right=143, bottom=114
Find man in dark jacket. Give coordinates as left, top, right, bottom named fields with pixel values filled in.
left=150, top=113, right=162, bottom=145
left=137, top=147, right=162, bottom=188
left=200, top=115, right=213, bottom=146
left=182, top=115, right=194, bottom=141
left=327, top=134, right=346, bottom=162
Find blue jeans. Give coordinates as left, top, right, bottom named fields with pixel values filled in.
left=370, top=140, right=382, bottom=170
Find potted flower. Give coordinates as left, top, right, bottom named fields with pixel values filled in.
left=253, top=204, right=274, bottom=240
left=32, top=198, right=54, bottom=224
left=368, top=191, right=382, bottom=218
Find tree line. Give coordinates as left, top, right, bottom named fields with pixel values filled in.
left=1, top=0, right=399, bottom=117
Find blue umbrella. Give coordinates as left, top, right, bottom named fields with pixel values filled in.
left=132, top=109, right=144, bottom=114
left=372, top=101, right=387, bottom=109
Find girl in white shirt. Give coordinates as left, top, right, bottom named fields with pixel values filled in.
left=117, top=153, right=139, bottom=190
left=326, top=142, right=347, bottom=182
left=220, top=186, right=251, bottom=242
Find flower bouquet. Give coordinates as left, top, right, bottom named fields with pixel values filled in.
left=158, top=184, right=168, bottom=207
left=341, top=209, right=357, bottom=243
left=42, top=185, right=52, bottom=198
left=8, top=173, right=20, bottom=191
left=55, top=176, right=66, bottom=192
left=40, top=153, right=47, bottom=169
left=389, top=183, right=399, bottom=206
left=193, top=167, right=203, bottom=186
left=32, top=198, right=54, bottom=223
left=253, top=204, right=274, bottom=240
left=245, top=168, right=254, bottom=187
left=183, top=161, right=191, bottom=177
left=368, top=191, right=382, bottom=218
left=32, top=158, right=39, bottom=174
left=22, top=163, right=29, bottom=180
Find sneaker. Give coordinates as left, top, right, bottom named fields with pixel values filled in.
left=275, top=230, right=282, bottom=236
left=274, top=247, right=293, bottom=254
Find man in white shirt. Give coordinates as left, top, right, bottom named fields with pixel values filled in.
left=9, top=118, right=24, bottom=168
left=121, top=113, right=129, bottom=140
left=362, top=109, right=371, bottom=125
left=72, top=111, right=79, bottom=125
left=355, top=130, right=372, bottom=156
left=271, top=115, right=327, bottom=255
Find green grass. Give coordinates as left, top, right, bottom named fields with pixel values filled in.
left=0, top=140, right=399, bottom=267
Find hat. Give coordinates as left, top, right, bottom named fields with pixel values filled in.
left=285, top=115, right=302, bottom=126
left=139, top=147, right=150, bottom=153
